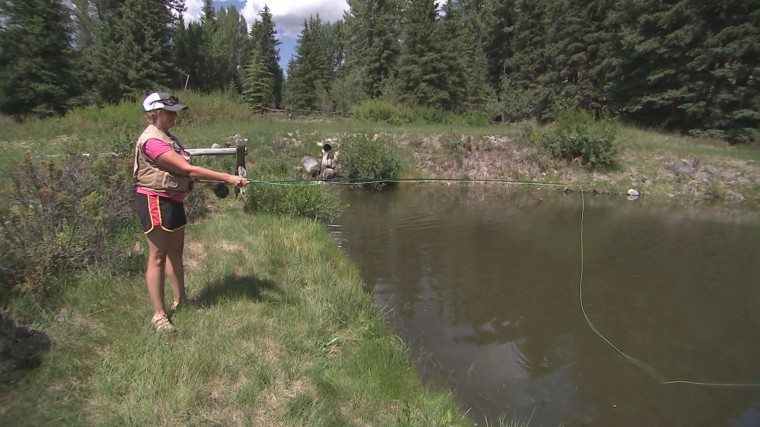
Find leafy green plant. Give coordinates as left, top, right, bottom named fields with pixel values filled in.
left=337, top=134, right=402, bottom=188
left=528, top=109, right=620, bottom=168
left=243, top=181, right=344, bottom=221
left=352, top=99, right=414, bottom=125
left=243, top=159, right=344, bottom=221
left=441, top=134, right=472, bottom=154
left=0, top=151, right=139, bottom=309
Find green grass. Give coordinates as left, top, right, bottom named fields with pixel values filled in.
left=0, top=206, right=472, bottom=426
left=618, top=126, right=760, bottom=162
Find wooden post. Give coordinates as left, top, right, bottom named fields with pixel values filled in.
left=235, top=139, right=247, bottom=197
left=184, top=141, right=247, bottom=198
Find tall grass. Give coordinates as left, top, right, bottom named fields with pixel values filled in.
left=619, top=126, right=760, bottom=161
left=352, top=99, right=490, bottom=126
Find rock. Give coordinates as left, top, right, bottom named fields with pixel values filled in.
left=627, top=189, right=640, bottom=197
left=0, top=315, right=51, bottom=384
left=302, top=156, right=320, bottom=176
left=704, top=165, right=719, bottom=175
left=223, top=134, right=247, bottom=147
left=667, top=158, right=695, bottom=175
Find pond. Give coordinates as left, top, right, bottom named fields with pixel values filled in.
left=330, top=185, right=760, bottom=426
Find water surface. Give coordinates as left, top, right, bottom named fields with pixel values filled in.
left=331, top=185, right=760, bottom=426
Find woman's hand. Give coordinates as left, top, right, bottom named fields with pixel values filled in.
left=225, top=174, right=249, bottom=187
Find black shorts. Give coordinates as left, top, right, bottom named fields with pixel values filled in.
left=135, top=193, right=187, bottom=233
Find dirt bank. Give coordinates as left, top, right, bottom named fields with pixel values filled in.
left=392, top=133, right=760, bottom=205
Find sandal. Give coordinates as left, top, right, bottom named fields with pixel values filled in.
left=152, top=314, right=176, bottom=333
left=169, top=300, right=189, bottom=317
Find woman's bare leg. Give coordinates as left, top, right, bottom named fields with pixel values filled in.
left=165, top=227, right=187, bottom=307
left=145, top=228, right=170, bottom=317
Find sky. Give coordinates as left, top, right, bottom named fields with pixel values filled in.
left=184, top=0, right=350, bottom=71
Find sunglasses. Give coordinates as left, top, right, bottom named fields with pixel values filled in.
left=151, top=96, right=180, bottom=106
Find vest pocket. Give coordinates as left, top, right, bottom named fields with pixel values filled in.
left=162, top=174, right=190, bottom=192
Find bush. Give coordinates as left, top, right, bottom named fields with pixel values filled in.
left=352, top=99, right=414, bottom=125
left=243, top=158, right=344, bottom=221
left=337, top=134, right=402, bottom=189
left=528, top=109, right=620, bottom=168
left=0, top=144, right=216, bottom=313
left=0, top=150, right=138, bottom=309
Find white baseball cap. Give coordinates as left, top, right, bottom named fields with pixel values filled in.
left=142, top=92, right=187, bottom=112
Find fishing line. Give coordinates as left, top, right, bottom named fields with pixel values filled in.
left=248, top=176, right=760, bottom=387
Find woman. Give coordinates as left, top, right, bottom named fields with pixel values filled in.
left=134, top=91, right=248, bottom=332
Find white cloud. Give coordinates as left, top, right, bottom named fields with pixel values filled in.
left=184, top=0, right=349, bottom=36
left=184, top=0, right=204, bottom=22
left=243, top=0, right=349, bottom=36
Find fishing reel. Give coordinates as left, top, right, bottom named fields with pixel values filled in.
left=213, top=182, right=230, bottom=199
left=211, top=166, right=247, bottom=199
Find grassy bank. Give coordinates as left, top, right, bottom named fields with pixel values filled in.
left=0, top=205, right=470, bottom=425
left=4, top=97, right=756, bottom=202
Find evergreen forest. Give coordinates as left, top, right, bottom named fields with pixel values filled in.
left=1, top=0, right=758, bottom=142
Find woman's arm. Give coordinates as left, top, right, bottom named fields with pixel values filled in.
left=154, top=150, right=248, bottom=187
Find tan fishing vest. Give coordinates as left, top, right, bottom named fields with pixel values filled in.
left=133, top=125, right=193, bottom=193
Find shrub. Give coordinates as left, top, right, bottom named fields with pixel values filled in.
left=0, top=131, right=214, bottom=312
left=243, top=181, right=344, bottom=221
left=243, top=159, right=344, bottom=221
left=0, top=150, right=139, bottom=309
left=337, top=134, right=402, bottom=189
left=352, top=99, right=414, bottom=125
left=528, top=109, right=620, bottom=168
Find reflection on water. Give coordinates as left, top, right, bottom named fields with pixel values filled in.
left=331, top=185, right=760, bottom=426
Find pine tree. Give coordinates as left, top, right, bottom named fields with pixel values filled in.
left=284, top=16, right=331, bottom=110
left=241, top=49, right=273, bottom=111
left=503, top=0, right=551, bottom=120
left=69, top=0, right=99, bottom=50
left=584, top=0, right=619, bottom=110
left=0, top=0, right=79, bottom=116
left=322, top=20, right=365, bottom=112
left=322, top=20, right=346, bottom=83
left=202, top=0, right=215, bottom=22
left=396, top=0, right=453, bottom=108
left=478, top=0, right=517, bottom=89
left=344, top=0, right=402, bottom=98
left=250, top=6, right=284, bottom=107
left=211, top=6, right=250, bottom=92
left=437, top=0, right=469, bottom=111
left=458, top=0, right=495, bottom=112
left=539, top=0, right=608, bottom=118
left=199, top=0, right=220, bottom=91
left=608, top=0, right=704, bottom=128
left=86, top=0, right=175, bottom=102
left=174, top=20, right=208, bottom=90
left=684, top=0, right=760, bottom=141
